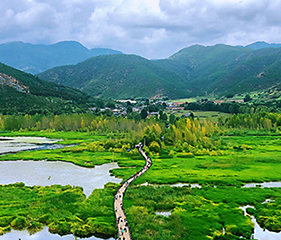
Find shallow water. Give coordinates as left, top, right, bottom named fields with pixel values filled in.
left=242, top=182, right=281, bottom=188
left=240, top=205, right=281, bottom=240
left=0, top=160, right=121, bottom=197
left=156, top=211, right=171, bottom=217
left=0, top=137, right=122, bottom=197
left=0, top=227, right=115, bottom=240
left=0, top=136, right=60, bottom=154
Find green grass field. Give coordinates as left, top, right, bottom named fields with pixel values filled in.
left=166, top=110, right=231, bottom=121
left=1, top=130, right=281, bottom=239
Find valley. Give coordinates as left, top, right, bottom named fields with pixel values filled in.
left=1, top=40, right=281, bottom=240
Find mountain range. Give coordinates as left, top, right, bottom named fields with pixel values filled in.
left=2, top=40, right=281, bottom=100
left=0, top=41, right=122, bottom=74
left=37, top=42, right=281, bottom=99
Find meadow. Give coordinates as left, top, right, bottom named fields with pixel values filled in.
left=1, top=113, right=281, bottom=239
left=0, top=182, right=117, bottom=237
left=165, top=110, right=231, bottom=122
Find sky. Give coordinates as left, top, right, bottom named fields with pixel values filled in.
left=1, top=0, right=281, bottom=59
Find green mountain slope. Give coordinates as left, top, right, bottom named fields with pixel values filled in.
left=38, top=54, right=190, bottom=99
left=155, top=44, right=281, bottom=96
left=0, top=41, right=122, bottom=74
left=0, top=63, right=90, bottom=115
left=37, top=43, right=281, bottom=99
left=154, top=44, right=254, bottom=94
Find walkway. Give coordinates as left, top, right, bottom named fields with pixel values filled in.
left=114, top=143, right=152, bottom=240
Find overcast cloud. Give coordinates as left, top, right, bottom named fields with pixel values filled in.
left=0, top=0, right=281, bottom=59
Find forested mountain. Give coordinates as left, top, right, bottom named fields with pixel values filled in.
left=0, top=41, right=122, bottom=74
left=37, top=54, right=191, bottom=99
left=155, top=44, right=281, bottom=96
left=0, top=63, right=91, bottom=115
left=36, top=42, right=281, bottom=99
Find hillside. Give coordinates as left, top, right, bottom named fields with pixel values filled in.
left=0, top=63, right=91, bottom=115
left=38, top=43, right=281, bottom=99
left=37, top=54, right=190, bottom=99
left=155, top=44, right=281, bottom=96
left=0, top=41, right=122, bottom=74
left=154, top=44, right=253, bottom=94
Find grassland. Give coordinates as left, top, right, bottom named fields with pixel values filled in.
left=1, top=131, right=281, bottom=187
left=1, top=130, right=281, bottom=239
left=125, top=185, right=281, bottom=239
left=165, top=110, right=231, bottom=121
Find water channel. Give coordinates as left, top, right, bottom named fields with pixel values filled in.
left=240, top=205, right=281, bottom=240
left=0, top=137, right=118, bottom=240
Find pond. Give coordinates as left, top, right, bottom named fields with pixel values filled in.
left=0, top=136, right=120, bottom=240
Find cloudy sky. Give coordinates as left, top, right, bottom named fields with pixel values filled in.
left=1, top=0, right=281, bottom=59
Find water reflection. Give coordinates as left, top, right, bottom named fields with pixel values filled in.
left=0, top=227, right=115, bottom=240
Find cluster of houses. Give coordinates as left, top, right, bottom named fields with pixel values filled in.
left=89, top=100, right=192, bottom=118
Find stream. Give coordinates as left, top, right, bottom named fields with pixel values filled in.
left=240, top=205, right=281, bottom=240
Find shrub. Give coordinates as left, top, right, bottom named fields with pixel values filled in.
left=11, top=216, right=27, bottom=229
left=149, top=141, right=161, bottom=152
left=177, top=152, right=194, bottom=158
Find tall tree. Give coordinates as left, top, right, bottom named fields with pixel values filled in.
left=141, top=109, right=148, bottom=119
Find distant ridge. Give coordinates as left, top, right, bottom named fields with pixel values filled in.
left=0, top=41, right=122, bottom=74
left=245, top=41, right=281, bottom=50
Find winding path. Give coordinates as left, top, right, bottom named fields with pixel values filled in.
left=114, top=144, right=152, bottom=240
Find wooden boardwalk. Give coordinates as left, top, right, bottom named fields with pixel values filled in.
left=114, top=144, right=152, bottom=240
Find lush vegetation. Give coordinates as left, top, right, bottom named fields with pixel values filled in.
left=37, top=43, right=281, bottom=99
left=125, top=185, right=281, bottom=240
left=0, top=182, right=117, bottom=237
left=1, top=111, right=281, bottom=239
left=0, top=63, right=97, bottom=115
left=38, top=54, right=190, bottom=99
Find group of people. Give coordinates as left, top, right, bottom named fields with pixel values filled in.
left=115, top=142, right=152, bottom=240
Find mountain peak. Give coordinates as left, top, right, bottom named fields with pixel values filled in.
left=0, top=41, right=123, bottom=74
left=51, top=41, right=87, bottom=48
left=245, top=41, right=281, bottom=50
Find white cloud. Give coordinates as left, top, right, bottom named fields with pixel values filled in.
left=1, top=0, right=281, bottom=58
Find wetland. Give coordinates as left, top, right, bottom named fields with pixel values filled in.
left=1, top=113, right=281, bottom=239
